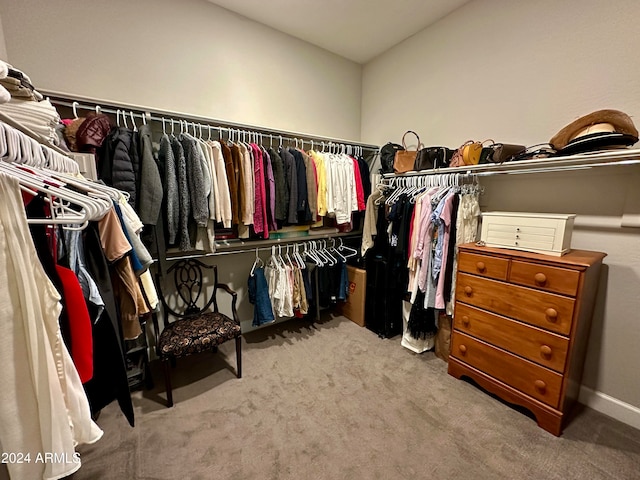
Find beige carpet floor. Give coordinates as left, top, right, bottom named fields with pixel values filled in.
left=66, top=314, right=640, bottom=480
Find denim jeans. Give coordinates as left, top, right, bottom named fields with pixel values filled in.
left=248, top=267, right=275, bottom=327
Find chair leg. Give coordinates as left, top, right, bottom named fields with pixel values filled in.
left=235, top=336, right=242, bottom=379
left=162, top=358, right=174, bottom=408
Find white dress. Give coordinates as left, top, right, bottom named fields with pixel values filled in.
left=0, top=173, right=102, bottom=480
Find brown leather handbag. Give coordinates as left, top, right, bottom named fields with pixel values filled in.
left=479, top=143, right=527, bottom=164
left=393, top=131, right=423, bottom=173
left=414, top=146, right=455, bottom=170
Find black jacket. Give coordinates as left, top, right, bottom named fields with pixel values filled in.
left=98, top=127, right=137, bottom=209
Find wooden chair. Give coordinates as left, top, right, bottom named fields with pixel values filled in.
left=153, top=259, right=242, bottom=407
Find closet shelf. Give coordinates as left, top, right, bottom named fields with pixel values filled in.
left=158, top=231, right=362, bottom=261
left=42, top=90, right=379, bottom=150
left=383, top=148, right=640, bottom=178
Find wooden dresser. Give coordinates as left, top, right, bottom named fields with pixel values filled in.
left=448, top=243, right=606, bottom=435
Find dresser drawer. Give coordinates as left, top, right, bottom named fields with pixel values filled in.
left=456, top=273, right=575, bottom=336
left=509, top=261, right=580, bottom=297
left=451, top=332, right=563, bottom=408
left=457, top=251, right=509, bottom=281
left=453, top=304, right=569, bottom=373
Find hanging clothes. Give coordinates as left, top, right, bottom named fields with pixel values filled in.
left=309, top=150, right=327, bottom=217
left=220, top=140, right=239, bottom=226
left=280, top=146, right=298, bottom=225
left=170, top=134, right=191, bottom=250
left=210, top=140, right=232, bottom=228
left=98, top=126, right=137, bottom=209
left=300, top=149, right=318, bottom=223
left=82, top=221, right=135, bottom=426
left=0, top=173, right=103, bottom=480
left=262, top=146, right=277, bottom=231
left=158, top=133, right=179, bottom=245
left=269, top=147, right=287, bottom=227
left=289, top=148, right=311, bottom=223
left=251, top=143, right=269, bottom=237
left=137, top=123, right=163, bottom=225
left=248, top=266, right=275, bottom=327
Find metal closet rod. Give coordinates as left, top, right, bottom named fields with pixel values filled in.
left=162, top=232, right=360, bottom=261
left=42, top=90, right=379, bottom=151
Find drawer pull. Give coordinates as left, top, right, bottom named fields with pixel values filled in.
left=458, top=344, right=467, bottom=355
left=534, top=273, right=547, bottom=285
left=540, top=345, right=552, bottom=357
left=464, top=286, right=473, bottom=296
left=476, top=261, right=486, bottom=272
left=461, top=315, right=470, bottom=327
left=545, top=308, right=558, bottom=321
left=534, top=380, right=547, bottom=393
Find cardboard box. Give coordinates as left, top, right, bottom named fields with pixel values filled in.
left=338, top=266, right=366, bottom=327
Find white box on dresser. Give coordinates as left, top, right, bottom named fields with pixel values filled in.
left=480, top=212, right=576, bottom=256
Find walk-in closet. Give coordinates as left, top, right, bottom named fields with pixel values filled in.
left=0, top=0, right=639, bottom=479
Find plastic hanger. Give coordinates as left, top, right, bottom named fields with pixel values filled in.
left=250, top=248, right=264, bottom=276
left=313, top=240, right=332, bottom=266
left=129, top=111, right=137, bottom=132
left=0, top=123, right=8, bottom=157
left=46, top=170, right=112, bottom=216
left=0, top=162, right=92, bottom=229
left=4, top=125, right=20, bottom=163
left=302, top=242, right=321, bottom=267
left=321, top=240, right=337, bottom=265
left=330, top=239, right=347, bottom=262
left=293, top=243, right=306, bottom=269
left=338, top=238, right=358, bottom=258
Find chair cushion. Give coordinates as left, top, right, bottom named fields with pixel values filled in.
left=158, top=312, right=241, bottom=358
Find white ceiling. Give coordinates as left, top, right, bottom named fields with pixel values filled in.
left=206, top=0, right=471, bottom=64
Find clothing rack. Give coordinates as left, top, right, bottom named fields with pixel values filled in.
left=42, top=90, right=379, bottom=153
left=164, top=231, right=361, bottom=260
left=381, top=171, right=478, bottom=188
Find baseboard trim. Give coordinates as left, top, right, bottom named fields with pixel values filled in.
left=579, top=386, right=640, bottom=430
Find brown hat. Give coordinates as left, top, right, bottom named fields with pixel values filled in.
left=550, top=109, right=638, bottom=151
left=76, top=113, right=112, bottom=153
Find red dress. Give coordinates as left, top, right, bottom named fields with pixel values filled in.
left=55, top=265, right=94, bottom=383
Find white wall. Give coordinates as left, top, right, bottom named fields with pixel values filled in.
left=0, top=0, right=362, bottom=141
left=0, top=0, right=364, bottom=334
left=362, top=0, right=640, bottom=423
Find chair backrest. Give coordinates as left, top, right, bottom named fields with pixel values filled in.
left=155, top=258, right=220, bottom=327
